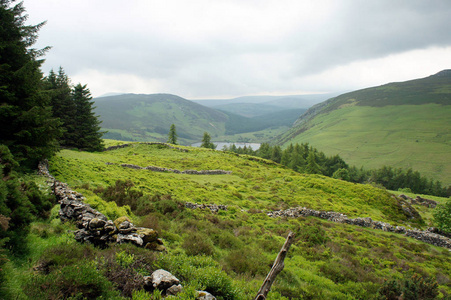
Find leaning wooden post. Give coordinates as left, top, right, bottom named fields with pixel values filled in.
left=254, top=231, right=295, bottom=300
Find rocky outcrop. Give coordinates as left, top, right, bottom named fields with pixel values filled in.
left=399, top=194, right=437, bottom=208
left=144, top=269, right=216, bottom=299
left=267, top=206, right=451, bottom=249
left=185, top=202, right=227, bottom=213
left=116, top=163, right=232, bottom=175
left=38, top=161, right=165, bottom=251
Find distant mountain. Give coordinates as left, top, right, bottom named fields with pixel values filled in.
left=94, top=93, right=307, bottom=144
left=275, top=70, right=451, bottom=185
left=94, top=93, right=228, bottom=143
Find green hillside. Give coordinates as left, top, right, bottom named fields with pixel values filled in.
left=277, top=70, right=451, bottom=185
left=94, top=94, right=228, bottom=144
left=94, top=93, right=305, bottom=145
left=18, top=142, right=445, bottom=299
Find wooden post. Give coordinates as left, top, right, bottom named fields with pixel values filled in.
left=254, top=231, right=295, bottom=300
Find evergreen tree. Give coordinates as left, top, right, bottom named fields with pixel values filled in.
left=72, top=83, right=104, bottom=151
left=200, top=132, right=216, bottom=149
left=0, top=0, right=62, bottom=167
left=167, top=124, right=177, bottom=144
left=44, top=67, right=77, bottom=147
left=270, top=145, right=282, bottom=163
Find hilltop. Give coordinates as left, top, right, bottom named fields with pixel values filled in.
left=94, top=93, right=303, bottom=144
left=275, top=70, right=451, bottom=185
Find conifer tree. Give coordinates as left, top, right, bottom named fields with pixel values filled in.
left=72, top=83, right=104, bottom=151
left=0, top=0, right=62, bottom=166
left=167, top=124, right=177, bottom=144
left=44, top=67, right=77, bottom=147
left=201, top=132, right=216, bottom=149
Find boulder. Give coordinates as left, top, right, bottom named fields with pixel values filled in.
left=166, top=284, right=183, bottom=296
left=149, top=269, right=180, bottom=291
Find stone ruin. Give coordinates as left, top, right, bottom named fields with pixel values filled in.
left=38, top=160, right=165, bottom=251
left=267, top=206, right=451, bottom=249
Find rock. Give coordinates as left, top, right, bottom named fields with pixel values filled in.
left=136, top=227, right=158, bottom=244
left=89, top=217, right=106, bottom=229
left=149, top=269, right=180, bottom=291
left=114, top=216, right=132, bottom=228
left=166, top=284, right=183, bottom=296
left=117, top=233, right=143, bottom=246
left=197, top=290, right=216, bottom=300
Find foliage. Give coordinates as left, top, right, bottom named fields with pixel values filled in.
left=376, top=273, right=439, bottom=300
left=201, top=132, right=216, bottom=149
left=0, top=1, right=62, bottom=166
left=433, top=200, right=451, bottom=234
left=167, top=123, right=178, bottom=145
left=225, top=142, right=448, bottom=197
left=44, top=68, right=104, bottom=151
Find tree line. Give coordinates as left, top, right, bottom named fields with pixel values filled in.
left=0, top=0, right=103, bottom=275
left=223, top=142, right=449, bottom=197
left=0, top=1, right=103, bottom=170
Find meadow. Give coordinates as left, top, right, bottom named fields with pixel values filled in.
left=281, top=104, right=451, bottom=186
left=3, top=142, right=439, bottom=299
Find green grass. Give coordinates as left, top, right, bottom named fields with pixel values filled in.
left=5, top=143, right=450, bottom=299
left=280, top=104, right=451, bottom=185
left=49, top=143, right=411, bottom=224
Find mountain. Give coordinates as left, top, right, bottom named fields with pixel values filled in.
left=94, top=93, right=228, bottom=143
left=93, top=93, right=306, bottom=144
left=275, top=70, right=451, bottom=185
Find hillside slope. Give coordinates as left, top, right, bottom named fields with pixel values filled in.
left=276, top=70, right=451, bottom=185
left=42, top=142, right=451, bottom=299
left=94, top=93, right=228, bottom=144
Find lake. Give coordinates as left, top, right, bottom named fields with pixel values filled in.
left=191, top=142, right=261, bottom=150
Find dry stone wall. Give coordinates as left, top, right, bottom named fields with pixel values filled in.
left=104, top=142, right=189, bottom=152
left=116, top=163, right=232, bottom=175
left=267, top=206, right=451, bottom=249
left=38, top=160, right=165, bottom=251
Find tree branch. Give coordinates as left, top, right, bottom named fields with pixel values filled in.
left=254, top=231, right=295, bottom=300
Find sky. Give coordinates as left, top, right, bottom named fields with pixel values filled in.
left=25, top=0, right=451, bottom=99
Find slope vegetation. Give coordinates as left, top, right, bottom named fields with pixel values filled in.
left=32, top=142, right=450, bottom=299
left=277, top=70, right=451, bottom=185
left=94, top=93, right=305, bottom=144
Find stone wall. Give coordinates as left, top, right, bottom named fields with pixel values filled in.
left=266, top=206, right=451, bottom=249
left=104, top=142, right=189, bottom=152
left=117, top=163, right=232, bottom=175
left=38, top=160, right=165, bottom=251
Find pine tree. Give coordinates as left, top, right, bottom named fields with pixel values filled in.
left=0, top=0, right=62, bottom=167
left=201, top=132, right=216, bottom=149
left=44, top=67, right=77, bottom=147
left=167, top=124, right=177, bottom=144
left=72, top=83, right=104, bottom=151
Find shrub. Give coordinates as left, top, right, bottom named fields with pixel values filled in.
left=183, top=232, right=215, bottom=256
left=25, top=260, right=122, bottom=299
left=375, top=273, right=439, bottom=300
left=223, top=247, right=270, bottom=276
left=433, top=200, right=451, bottom=234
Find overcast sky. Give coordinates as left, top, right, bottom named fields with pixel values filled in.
left=25, top=0, right=451, bottom=99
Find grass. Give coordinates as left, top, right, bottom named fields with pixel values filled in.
left=4, top=143, right=450, bottom=299
left=280, top=104, right=451, bottom=186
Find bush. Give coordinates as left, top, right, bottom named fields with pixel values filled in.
left=25, top=260, right=122, bottom=299
left=433, top=200, right=451, bottom=234
left=376, top=273, right=439, bottom=300
left=183, top=232, right=215, bottom=256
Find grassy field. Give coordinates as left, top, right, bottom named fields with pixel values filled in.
left=4, top=143, right=449, bottom=299
left=280, top=104, right=451, bottom=186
